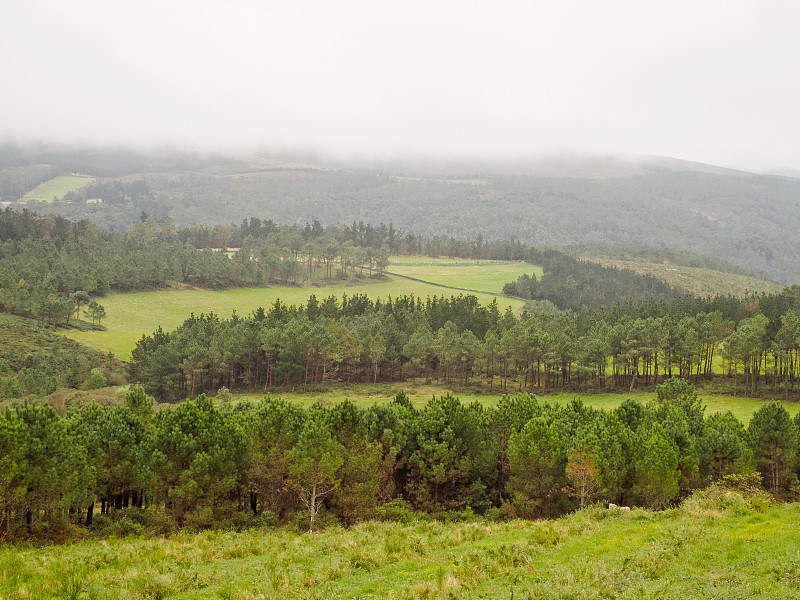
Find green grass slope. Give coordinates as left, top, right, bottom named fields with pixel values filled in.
left=2, top=491, right=797, bottom=599
left=0, top=312, right=127, bottom=399
left=21, top=175, right=95, bottom=202
left=584, top=256, right=781, bottom=297
left=66, top=277, right=526, bottom=359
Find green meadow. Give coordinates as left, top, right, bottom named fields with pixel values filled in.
left=66, top=277, right=526, bottom=359
left=2, top=494, right=797, bottom=599
left=544, top=391, right=800, bottom=423
left=228, top=383, right=799, bottom=422
left=387, top=256, right=541, bottom=293
left=22, top=175, right=95, bottom=202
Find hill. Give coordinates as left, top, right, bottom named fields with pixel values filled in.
left=563, top=244, right=780, bottom=296
left=0, top=312, right=126, bottom=400
left=5, top=143, right=800, bottom=283
left=582, top=258, right=780, bottom=297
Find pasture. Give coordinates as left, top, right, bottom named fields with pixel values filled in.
left=1, top=496, right=797, bottom=599
left=230, top=384, right=800, bottom=422
left=21, top=175, right=95, bottom=202
left=65, top=276, right=527, bottom=359
left=387, top=256, right=541, bottom=294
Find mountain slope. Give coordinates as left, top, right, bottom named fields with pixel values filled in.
left=5, top=144, right=800, bottom=283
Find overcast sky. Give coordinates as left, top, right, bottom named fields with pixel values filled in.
left=2, top=1, right=799, bottom=170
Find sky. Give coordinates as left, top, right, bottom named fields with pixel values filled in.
left=2, top=0, right=799, bottom=170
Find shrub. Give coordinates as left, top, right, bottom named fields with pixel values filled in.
left=376, top=499, right=420, bottom=524
left=681, top=472, right=773, bottom=515
left=82, top=368, right=107, bottom=390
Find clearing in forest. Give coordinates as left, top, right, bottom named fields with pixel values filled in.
left=387, top=256, right=541, bottom=294
left=21, top=175, right=96, bottom=202
left=229, top=384, right=800, bottom=422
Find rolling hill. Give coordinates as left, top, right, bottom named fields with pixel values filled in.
left=5, top=143, right=800, bottom=283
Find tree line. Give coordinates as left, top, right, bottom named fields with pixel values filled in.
left=130, top=287, right=800, bottom=402
left=1, top=380, right=795, bottom=540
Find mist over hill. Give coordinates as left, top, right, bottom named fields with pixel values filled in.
left=3, top=143, right=800, bottom=283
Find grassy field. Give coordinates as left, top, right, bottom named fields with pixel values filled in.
left=544, top=391, right=800, bottom=423
left=387, top=256, right=541, bottom=294
left=66, top=277, right=526, bottom=359
left=21, top=175, right=95, bottom=202
left=228, top=383, right=800, bottom=422
left=582, top=256, right=781, bottom=296
left=2, top=493, right=797, bottom=599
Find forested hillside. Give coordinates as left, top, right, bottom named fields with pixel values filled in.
left=5, top=143, right=800, bottom=282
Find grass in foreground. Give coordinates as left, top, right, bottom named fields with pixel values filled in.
left=64, top=278, right=526, bottom=359
left=21, top=175, right=95, bottom=202
left=1, top=490, right=797, bottom=599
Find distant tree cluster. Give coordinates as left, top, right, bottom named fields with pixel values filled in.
left=0, top=383, right=794, bottom=540
left=0, top=208, right=695, bottom=333
left=504, top=259, right=682, bottom=312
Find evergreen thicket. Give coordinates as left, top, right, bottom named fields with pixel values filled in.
left=130, top=287, right=800, bottom=401
left=1, top=384, right=796, bottom=540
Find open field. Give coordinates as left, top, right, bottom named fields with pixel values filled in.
left=544, top=391, right=800, bottom=423
left=21, top=175, right=95, bottom=202
left=2, top=497, right=798, bottom=599
left=582, top=256, right=781, bottom=297
left=65, top=277, right=526, bottom=359
left=229, top=384, right=800, bottom=422
left=10, top=382, right=793, bottom=424
left=387, top=257, right=541, bottom=293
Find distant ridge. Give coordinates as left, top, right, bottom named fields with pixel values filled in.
left=4, top=142, right=800, bottom=283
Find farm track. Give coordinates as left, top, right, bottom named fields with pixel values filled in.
left=385, top=270, right=527, bottom=302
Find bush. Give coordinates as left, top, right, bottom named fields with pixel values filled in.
left=376, top=499, right=421, bottom=524
left=90, top=508, right=176, bottom=537
left=253, top=510, right=278, bottom=529
left=681, top=472, right=773, bottom=515
left=82, top=368, right=107, bottom=390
